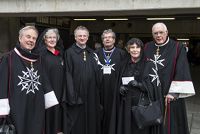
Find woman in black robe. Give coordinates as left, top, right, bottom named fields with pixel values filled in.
left=37, top=28, right=65, bottom=134
left=116, top=38, right=163, bottom=134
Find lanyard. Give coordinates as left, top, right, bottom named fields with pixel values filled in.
left=103, top=47, right=115, bottom=65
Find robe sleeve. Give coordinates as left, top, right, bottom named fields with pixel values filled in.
left=168, top=44, right=195, bottom=98
left=41, top=61, right=59, bottom=109
left=62, top=50, right=79, bottom=105
left=0, top=54, right=10, bottom=115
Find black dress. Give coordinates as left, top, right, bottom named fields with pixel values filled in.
left=37, top=29, right=65, bottom=134
left=41, top=49, right=65, bottom=134
left=95, top=47, right=126, bottom=134
left=145, top=38, right=195, bottom=134
left=0, top=44, right=58, bottom=134
left=116, top=55, right=161, bottom=134
left=63, top=44, right=101, bottom=134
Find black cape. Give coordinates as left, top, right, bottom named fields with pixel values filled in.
left=0, top=44, right=58, bottom=134
left=42, top=50, right=65, bottom=134
left=37, top=29, right=65, bottom=134
left=115, top=53, right=164, bottom=134
left=144, top=38, right=195, bottom=134
left=94, top=47, right=126, bottom=134
left=63, top=44, right=101, bottom=134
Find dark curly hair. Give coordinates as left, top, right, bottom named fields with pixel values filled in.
left=126, top=38, right=144, bottom=48
left=126, top=38, right=144, bottom=59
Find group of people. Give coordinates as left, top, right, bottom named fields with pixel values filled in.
left=0, top=22, right=195, bottom=134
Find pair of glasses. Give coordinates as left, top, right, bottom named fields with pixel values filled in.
left=46, top=36, right=57, bottom=39
left=103, top=36, right=114, bottom=39
left=153, top=31, right=166, bottom=36
left=77, top=35, right=88, bottom=38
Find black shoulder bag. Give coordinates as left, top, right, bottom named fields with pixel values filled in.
left=0, top=52, right=16, bottom=134
left=132, top=91, right=163, bottom=129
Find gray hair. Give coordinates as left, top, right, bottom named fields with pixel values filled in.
left=152, top=22, right=168, bottom=33
left=101, top=29, right=116, bottom=40
left=43, top=28, right=60, bottom=41
left=19, top=26, right=38, bottom=38
left=74, top=26, right=89, bottom=37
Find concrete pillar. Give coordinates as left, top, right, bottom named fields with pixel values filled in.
left=0, top=18, right=20, bottom=56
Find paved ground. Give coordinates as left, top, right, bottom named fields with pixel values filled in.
left=186, top=65, right=200, bottom=134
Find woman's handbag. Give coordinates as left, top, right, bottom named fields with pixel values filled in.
left=132, top=93, right=163, bottom=129
left=0, top=116, right=16, bottom=134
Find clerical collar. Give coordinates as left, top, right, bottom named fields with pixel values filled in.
left=103, top=46, right=115, bottom=52
left=154, top=37, right=169, bottom=55
left=76, top=43, right=86, bottom=49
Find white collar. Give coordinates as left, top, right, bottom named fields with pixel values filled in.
left=76, top=43, right=86, bottom=49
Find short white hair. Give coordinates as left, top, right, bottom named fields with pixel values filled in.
left=74, top=26, right=89, bottom=37
left=19, top=26, right=38, bottom=38
left=101, top=29, right=116, bottom=40
left=152, top=22, right=168, bottom=33
left=43, top=28, right=60, bottom=41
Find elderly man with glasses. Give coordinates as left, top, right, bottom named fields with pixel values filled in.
left=144, top=22, right=195, bottom=134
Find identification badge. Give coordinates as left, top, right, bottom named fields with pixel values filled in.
left=103, top=65, right=112, bottom=74
left=122, top=77, right=134, bottom=85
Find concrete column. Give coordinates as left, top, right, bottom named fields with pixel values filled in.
left=0, top=18, right=20, bottom=56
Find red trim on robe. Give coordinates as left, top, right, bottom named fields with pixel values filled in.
left=54, top=50, right=60, bottom=56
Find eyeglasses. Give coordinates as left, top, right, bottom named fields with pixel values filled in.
left=153, top=31, right=166, bottom=36
left=76, top=35, right=88, bottom=38
left=103, top=36, right=114, bottom=39
left=46, top=36, right=57, bottom=39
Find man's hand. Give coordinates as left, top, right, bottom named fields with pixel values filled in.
left=165, top=94, right=175, bottom=106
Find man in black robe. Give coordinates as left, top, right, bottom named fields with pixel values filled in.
left=0, top=26, right=58, bottom=134
left=94, top=29, right=126, bottom=134
left=63, top=26, right=100, bottom=134
left=144, top=22, right=195, bottom=134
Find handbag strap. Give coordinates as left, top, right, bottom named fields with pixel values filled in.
left=138, top=80, right=161, bottom=105
left=138, top=90, right=152, bottom=105
left=138, top=93, right=144, bottom=104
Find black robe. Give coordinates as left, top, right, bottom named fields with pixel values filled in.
left=41, top=49, right=65, bottom=134
left=144, top=38, right=195, bottom=134
left=116, top=54, right=164, bottom=134
left=0, top=44, right=58, bottom=134
left=63, top=44, right=101, bottom=134
left=94, top=47, right=126, bottom=134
